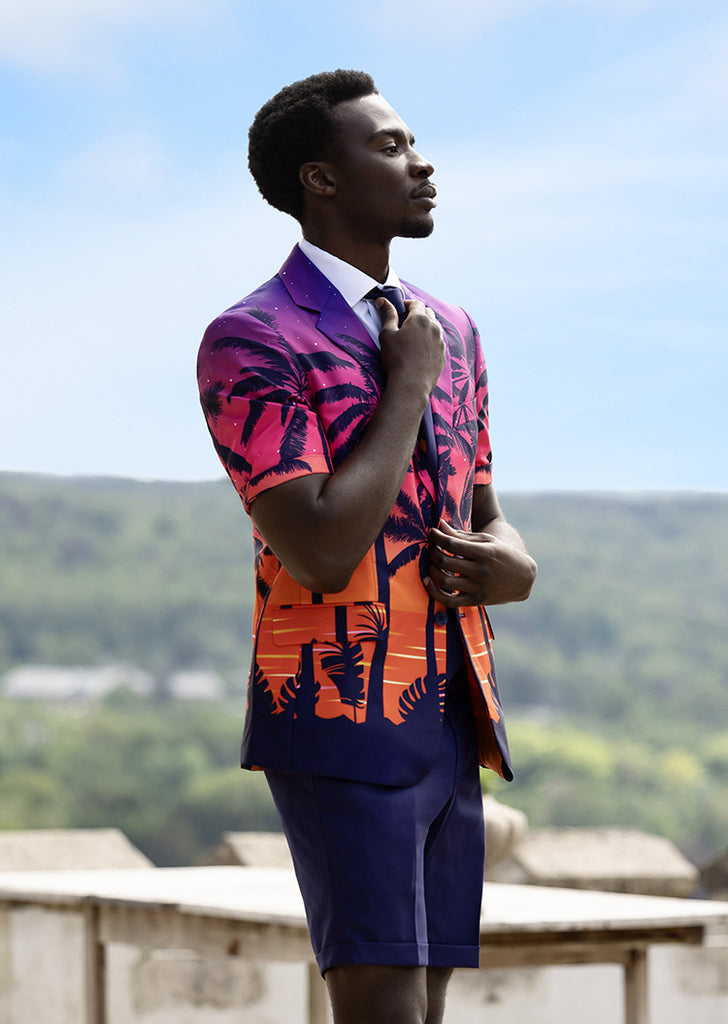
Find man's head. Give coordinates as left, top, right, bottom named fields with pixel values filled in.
left=248, top=69, right=377, bottom=223
left=249, top=71, right=436, bottom=252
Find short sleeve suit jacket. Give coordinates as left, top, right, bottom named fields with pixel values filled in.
left=198, top=246, right=513, bottom=786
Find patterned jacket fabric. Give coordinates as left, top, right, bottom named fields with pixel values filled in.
left=198, top=246, right=513, bottom=785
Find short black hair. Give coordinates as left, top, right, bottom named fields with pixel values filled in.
left=248, top=69, right=377, bottom=223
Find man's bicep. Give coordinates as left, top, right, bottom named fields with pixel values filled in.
left=250, top=473, right=331, bottom=571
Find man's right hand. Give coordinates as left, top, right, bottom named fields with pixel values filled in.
left=376, top=297, right=446, bottom=405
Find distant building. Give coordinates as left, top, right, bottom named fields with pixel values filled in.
left=2, top=663, right=228, bottom=702
left=165, top=669, right=226, bottom=701
left=2, top=663, right=154, bottom=701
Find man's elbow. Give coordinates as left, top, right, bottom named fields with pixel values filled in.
left=515, top=556, right=538, bottom=601
left=289, top=554, right=357, bottom=595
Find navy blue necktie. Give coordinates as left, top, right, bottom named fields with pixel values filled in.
left=367, top=286, right=439, bottom=482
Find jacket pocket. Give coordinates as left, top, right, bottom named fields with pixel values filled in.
left=271, top=601, right=386, bottom=647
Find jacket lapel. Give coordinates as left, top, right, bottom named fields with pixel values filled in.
left=401, top=281, right=455, bottom=507
left=278, top=247, right=382, bottom=387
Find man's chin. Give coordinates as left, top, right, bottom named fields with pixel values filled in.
left=399, top=214, right=435, bottom=239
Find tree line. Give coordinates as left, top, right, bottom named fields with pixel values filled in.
left=1, top=473, right=726, bottom=865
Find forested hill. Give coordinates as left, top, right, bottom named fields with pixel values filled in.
left=1, top=473, right=726, bottom=736
left=1, top=473, right=727, bottom=863
left=490, top=490, right=728, bottom=742
left=0, top=472, right=257, bottom=680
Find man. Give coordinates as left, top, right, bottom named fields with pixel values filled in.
left=198, top=70, right=536, bottom=1024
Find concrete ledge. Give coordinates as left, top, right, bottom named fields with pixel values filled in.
left=700, top=847, right=728, bottom=900
left=0, top=828, right=153, bottom=871
left=199, top=831, right=293, bottom=869
left=488, top=827, right=698, bottom=898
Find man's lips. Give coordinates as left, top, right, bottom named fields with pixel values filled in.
left=411, top=183, right=437, bottom=206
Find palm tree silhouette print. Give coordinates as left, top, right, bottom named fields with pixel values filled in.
left=320, top=641, right=366, bottom=722
left=277, top=644, right=319, bottom=723
left=334, top=331, right=384, bottom=383
left=398, top=668, right=447, bottom=727
left=249, top=663, right=279, bottom=717
left=200, top=380, right=225, bottom=421
left=351, top=599, right=389, bottom=723
left=200, top=380, right=252, bottom=476
left=397, top=600, right=447, bottom=725
left=312, top=380, right=377, bottom=463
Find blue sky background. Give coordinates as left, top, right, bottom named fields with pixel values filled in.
left=1, top=0, right=725, bottom=491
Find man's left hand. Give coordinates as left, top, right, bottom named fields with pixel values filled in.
left=424, top=519, right=537, bottom=606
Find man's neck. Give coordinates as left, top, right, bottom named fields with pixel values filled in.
left=301, top=230, right=391, bottom=284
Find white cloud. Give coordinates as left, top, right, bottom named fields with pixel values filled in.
left=0, top=0, right=234, bottom=73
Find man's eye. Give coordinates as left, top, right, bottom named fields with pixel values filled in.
left=383, top=145, right=398, bottom=154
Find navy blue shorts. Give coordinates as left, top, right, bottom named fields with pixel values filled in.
left=264, top=669, right=485, bottom=975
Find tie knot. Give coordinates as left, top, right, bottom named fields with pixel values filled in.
left=366, top=286, right=406, bottom=324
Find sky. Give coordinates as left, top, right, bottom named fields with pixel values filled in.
left=1, top=0, right=726, bottom=492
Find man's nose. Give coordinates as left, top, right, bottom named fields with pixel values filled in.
left=411, top=150, right=434, bottom=178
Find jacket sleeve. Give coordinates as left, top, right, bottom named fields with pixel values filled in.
left=197, top=310, right=333, bottom=511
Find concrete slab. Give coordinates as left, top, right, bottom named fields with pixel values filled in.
left=0, top=828, right=153, bottom=871
left=701, top=847, right=728, bottom=900
left=199, top=832, right=293, bottom=869
left=488, top=827, right=698, bottom=897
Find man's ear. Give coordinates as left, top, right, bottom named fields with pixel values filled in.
left=299, top=162, right=337, bottom=198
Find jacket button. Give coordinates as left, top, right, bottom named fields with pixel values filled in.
left=434, top=610, right=448, bottom=626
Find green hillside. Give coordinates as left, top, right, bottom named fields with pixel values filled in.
left=0, top=472, right=256, bottom=678
left=1, top=473, right=726, bottom=865
left=490, top=492, right=728, bottom=739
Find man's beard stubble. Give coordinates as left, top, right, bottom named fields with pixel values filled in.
left=399, top=215, right=435, bottom=240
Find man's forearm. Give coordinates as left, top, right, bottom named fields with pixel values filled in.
left=249, top=297, right=446, bottom=593
left=298, top=380, right=429, bottom=587
left=474, top=513, right=531, bottom=554
left=250, top=375, right=429, bottom=592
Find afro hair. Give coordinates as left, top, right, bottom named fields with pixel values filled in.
left=248, top=69, right=377, bottom=223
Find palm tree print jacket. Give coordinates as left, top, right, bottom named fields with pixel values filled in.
left=198, top=246, right=513, bottom=786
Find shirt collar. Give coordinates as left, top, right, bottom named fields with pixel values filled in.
left=298, top=239, right=401, bottom=307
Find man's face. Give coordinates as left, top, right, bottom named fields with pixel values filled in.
left=326, top=93, right=436, bottom=243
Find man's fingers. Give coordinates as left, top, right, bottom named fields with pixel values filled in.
left=375, top=296, right=400, bottom=330
left=430, top=521, right=495, bottom=554
left=403, top=299, right=439, bottom=324
left=428, top=540, right=491, bottom=591
left=423, top=575, right=467, bottom=606
left=429, top=527, right=473, bottom=558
